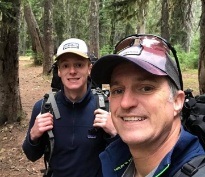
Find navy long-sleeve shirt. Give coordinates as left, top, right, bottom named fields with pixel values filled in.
left=22, top=85, right=115, bottom=177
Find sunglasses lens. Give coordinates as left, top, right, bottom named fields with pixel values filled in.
left=115, top=37, right=135, bottom=54
left=115, top=35, right=170, bottom=55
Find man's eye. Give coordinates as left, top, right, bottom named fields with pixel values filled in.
left=63, top=64, right=68, bottom=68
left=75, top=63, right=83, bottom=68
left=111, top=89, right=124, bottom=95
left=141, top=86, right=154, bottom=92
left=60, top=64, right=68, bottom=69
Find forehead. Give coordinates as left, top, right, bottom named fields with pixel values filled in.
left=110, top=62, right=165, bottom=85
left=58, top=53, right=89, bottom=64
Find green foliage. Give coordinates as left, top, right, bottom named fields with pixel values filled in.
left=28, top=0, right=43, bottom=22
left=25, top=49, right=33, bottom=56
left=146, top=0, right=161, bottom=34
left=32, top=51, right=43, bottom=65
left=18, top=0, right=202, bottom=71
left=177, top=47, right=198, bottom=70
left=0, top=2, right=13, bottom=18
left=175, top=34, right=200, bottom=70
left=0, top=2, right=12, bottom=10
left=100, top=44, right=113, bottom=57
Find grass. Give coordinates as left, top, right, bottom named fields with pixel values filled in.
left=182, top=69, right=199, bottom=95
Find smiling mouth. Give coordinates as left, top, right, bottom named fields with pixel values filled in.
left=122, top=117, right=146, bottom=121
left=68, top=78, right=79, bottom=81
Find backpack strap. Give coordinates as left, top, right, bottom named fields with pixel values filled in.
left=41, top=91, right=60, bottom=177
left=173, top=155, right=205, bottom=177
left=91, top=88, right=109, bottom=112
left=48, top=90, right=61, bottom=119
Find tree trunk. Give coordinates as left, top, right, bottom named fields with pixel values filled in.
left=199, top=0, right=205, bottom=94
left=89, top=0, right=100, bottom=58
left=43, top=0, right=54, bottom=74
left=135, top=0, right=149, bottom=34
left=108, top=0, right=116, bottom=49
left=23, top=0, right=44, bottom=65
left=161, top=0, right=170, bottom=41
left=53, top=0, right=66, bottom=50
left=19, top=13, right=27, bottom=56
left=69, top=1, right=78, bottom=38
left=136, top=8, right=146, bottom=34
left=0, top=0, right=22, bottom=125
left=181, top=0, right=192, bottom=52
left=170, top=0, right=193, bottom=52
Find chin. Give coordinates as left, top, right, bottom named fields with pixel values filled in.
left=120, top=134, right=145, bottom=145
left=65, top=83, right=81, bottom=89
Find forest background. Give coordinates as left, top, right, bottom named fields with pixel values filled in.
left=0, top=0, right=205, bottom=138
left=0, top=0, right=205, bottom=175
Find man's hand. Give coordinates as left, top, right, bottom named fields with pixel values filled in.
left=93, top=109, right=117, bottom=137
left=30, top=113, right=53, bottom=142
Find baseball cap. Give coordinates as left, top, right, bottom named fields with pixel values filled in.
left=91, top=34, right=183, bottom=90
left=55, top=38, right=89, bottom=60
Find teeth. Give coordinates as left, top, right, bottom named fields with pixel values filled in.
left=68, top=78, right=79, bottom=82
left=123, top=117, right=146, bottom=121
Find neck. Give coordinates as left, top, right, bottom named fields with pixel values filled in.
left=130, top=119, right=181, bottom=177
left=64, top=85, right=88, bottom=102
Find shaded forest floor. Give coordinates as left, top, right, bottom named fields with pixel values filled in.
left=0, top=57, right=200, bottom=177
left=0, top=58, right=51, bottom=177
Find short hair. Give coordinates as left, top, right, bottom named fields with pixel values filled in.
left=167, top=77, right=179, bottom=101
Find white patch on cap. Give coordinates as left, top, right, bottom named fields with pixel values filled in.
left=119, top=46, right=142, bottom=56
left=63, top=43, right=79, bottom=50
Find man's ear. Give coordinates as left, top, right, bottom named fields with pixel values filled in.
left=173, top=90, right=185, bottom=116
left=58, top=68, right=61, bottom=77
left=88, top=63, right=92, bottom=76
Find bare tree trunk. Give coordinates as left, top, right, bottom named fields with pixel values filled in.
left=19, top=12, right=27, bottom=56
left=170, top=0, right=193, bottom=52
left=183, top=0, right=192, bottom=52
left=136, top=8, right=146, bottom=34
left=161, top=0, right=170, bottom=40
left=135, top=0, right=149, bottom=34
left=109, top=0, right=116, bottom=49
left=199, top=0, right=205, bottom=94
left=43, top=0, right=54, bottom=74
left=0, top=0, right=22, bottom=125
left=70, top=0, right=78, bottom=38
left=89, top=0, right=100, bottom=58
left=53, top=0, right=66, bottom=50
left=23, top=0, right=44, bottom=65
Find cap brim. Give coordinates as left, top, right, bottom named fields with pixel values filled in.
left=91, top=54, right=167, bottom=85
left=56, top=49, right=89, bottom=60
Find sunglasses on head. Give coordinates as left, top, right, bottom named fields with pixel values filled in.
left=114, top=34, right=183, bottom=90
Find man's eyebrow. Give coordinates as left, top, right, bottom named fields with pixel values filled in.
left=110, top=75, right=159, bottom=86
left=136, top=75, right=159, bottom=82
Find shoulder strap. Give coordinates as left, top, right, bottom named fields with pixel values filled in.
left=48, top=90, right=61, bottom=119
left=41, top=90, right=61, bottom=177
left=91, top=88, right=109, bottom=112
left=173, top=155, right=205, bottom=177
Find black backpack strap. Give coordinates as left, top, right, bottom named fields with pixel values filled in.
left=40, top=91, right=61, bottom=177
left=91, top=88, right=109, bottom=112
left=173, top=155, right=205, bottom=177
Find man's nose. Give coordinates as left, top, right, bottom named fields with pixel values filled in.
left=120, top=91, right=138, bottom=109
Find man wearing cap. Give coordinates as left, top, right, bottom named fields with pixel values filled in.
left=91, top=34, right=205, bottom=177
left=22, top=38, right=117, bottom=177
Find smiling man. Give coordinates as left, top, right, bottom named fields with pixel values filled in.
left=22, top=38, right=117, bottom=177
left=91, top=34, right=205, bottom=177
